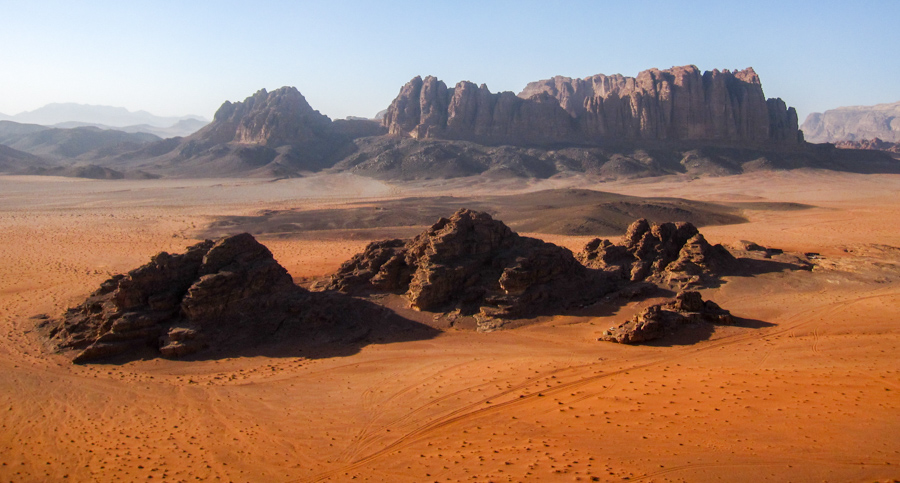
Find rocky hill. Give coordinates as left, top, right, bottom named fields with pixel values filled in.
left=334, top=136, right=898, bottom=180
left=0, top=144, right=48, bottom=173
left=326, top=209, right=617, bottom=330
left=801, top=101, right=900, bottom=143
left=120, top=87, right=386, bottom=177
left=0, top=121, right=160, bottom=161
left=383, top=65, right=801, bottom=146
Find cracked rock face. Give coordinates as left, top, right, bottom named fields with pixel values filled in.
left=41, top=233, right=311, bottom=363
left=577, top=218, right=735, bottom=288
left=326, top=209, right=615, bottom=330
left=599, top=291, right=735, bottom=344
left=383, top=66, right=801, bottom=146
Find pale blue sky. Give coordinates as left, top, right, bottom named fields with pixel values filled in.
left=0, top=0, right=897, bottom=122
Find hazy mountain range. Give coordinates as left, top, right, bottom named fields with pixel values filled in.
left=0, top=103, right=208, bottom=138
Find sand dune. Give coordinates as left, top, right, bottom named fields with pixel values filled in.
left=1, top=171, right=898, bottom=482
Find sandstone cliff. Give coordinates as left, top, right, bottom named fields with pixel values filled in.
left=383, top=66, right=801, bottom=146
left=801, top=101, right=900, bottom=143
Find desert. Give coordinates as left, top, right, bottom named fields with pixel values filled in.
left=3, top=3, right=900, bottom=481
left=1, top=167, right=898, bottom=482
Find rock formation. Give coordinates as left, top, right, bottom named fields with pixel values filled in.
left=41, top=233, right=386, bottom=363
left=835, top=137, right=900, bottom=155
left=599, top=291, right=735, bottom=344
left=326, top=209, right=616, bottom=330
left=382, top=76, right=577, bottom=145
left=383, top=65, right=801, bottom=146
left=801, top=101, right=900, bottom=143
left=137, top=87, right=386, bottom=177
left=577, top=218, right=735, bottom=288
left=197, top=87, right=334, bottom=147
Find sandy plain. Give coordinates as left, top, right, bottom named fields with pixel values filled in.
left=0, top=170, right=898, bottom=482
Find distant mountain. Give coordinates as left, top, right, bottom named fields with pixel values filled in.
left=0, top=121, right=161, bottom=161
left=9, top=103, right=207, bottom=129
left=29, top=69, right=898, bottom=181
left=51, top=118, right=208, bottom=139
left=117, top=86, right=385, bottom=177
left=0, top=120, right=48, bottom=144
left=801, top=101, right=900, bottom=143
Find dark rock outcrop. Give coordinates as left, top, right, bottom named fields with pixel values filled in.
left=326, top=209, right=615, bottom=330
left=835, top=137, right=900, bottom=155
left=599, top=291, right=734, bottom=344
left=40, top=233, right=392, bottom=363
left=577, top=218, right=735, bottom=288
left=384, top=65, right=801, bottom=146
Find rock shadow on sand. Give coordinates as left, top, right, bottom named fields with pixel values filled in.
left=642, top=316, right=776, bottom=347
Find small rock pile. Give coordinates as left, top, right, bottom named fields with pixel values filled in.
left=599, top=291, right=735, bottom=344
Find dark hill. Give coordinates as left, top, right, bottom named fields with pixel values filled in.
left=195, top=188, right=806, bottom=241
left=0, top=144, right=49, bottom=173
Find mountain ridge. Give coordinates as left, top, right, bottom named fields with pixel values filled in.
left=383, top=65, right=802, bottom=146
left=8, top=102, right=207, bottom=128
left=801, top=101, right=900, bottom=143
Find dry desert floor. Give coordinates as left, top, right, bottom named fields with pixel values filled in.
left=0, top=170, right=898, bottom=482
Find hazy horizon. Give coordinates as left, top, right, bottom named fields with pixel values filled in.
left=2, top=0, right=898, bottom=122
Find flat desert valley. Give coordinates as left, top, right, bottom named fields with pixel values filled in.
left=1, top=170, right=898, bottom=482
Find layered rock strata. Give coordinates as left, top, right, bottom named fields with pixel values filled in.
left=326, top=209, right=615, bottom=330
left=599, top=291, right=735, bottom=344
left=42, top=233, right=366, bottom=363
left=577, top=218, right=735, bottom=288
left=383, top=65, right=801, bottom=146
